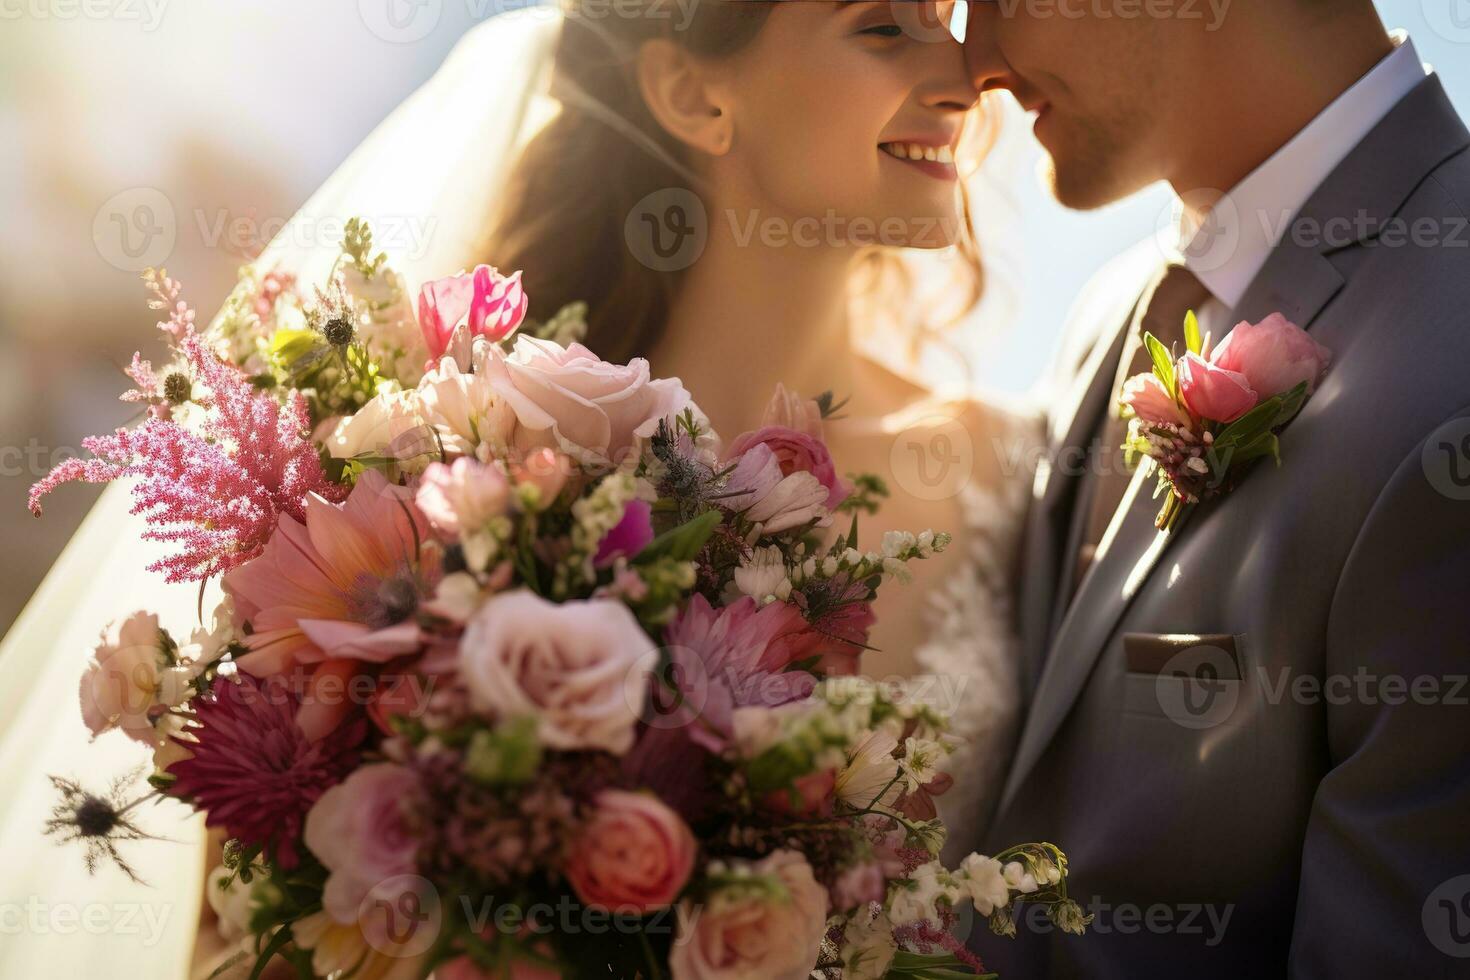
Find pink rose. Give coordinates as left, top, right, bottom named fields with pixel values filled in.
left=303, top=763, right=422, bottom=924
left=79, top=611, right=164, bottom=742
left=418, top=265, right=529, bottom=359
left=459, top=591, right=656, bottom=754
left=669, top=849, right=828, bottom=980
left=1176, top=352, right=1258, bottom=423
left=726, top=426, right=849, bottom=509
left=566, top=790, right=697, bottom=912
left=1120, top=372, right=1189, bottom=427
left=479, top=337, right=697, bottom=467
left=416, top=458, right=512, bottom=536
left=1210, top=312, right=1331, bottom=398
left=830, top=861, right=886, bottom=910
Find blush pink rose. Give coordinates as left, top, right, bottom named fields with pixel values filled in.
left=79, top=610, right=164, bottom=742
left=478, top=337, right=697, bottom=468
left=1120, top=372, right=1189, bottom=427
left=459, top=591, right=656, bottom=754
left=416, top=458, right=512, bottom=536
left=726, top=426, right=849, bottom=509
left=1176, top=352, right=1258, bottom=423
left=669, top=849, right=828, bottom=980
left=418, top=265, right=529, bottom=359
left=1210, top=313, right=1331, bottom=398
left=565, top=789, right=697, bottom=912
left=303, top=763, right=422, bottom=924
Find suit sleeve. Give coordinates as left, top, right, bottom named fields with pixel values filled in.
left=1289, top=405, right=1470, bottom=976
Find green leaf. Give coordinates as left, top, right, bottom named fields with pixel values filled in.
left=1144, top=332, right=1176, bottom=396
left=1184, top=310, right=1203, bottom=356
left=635, top=510, right=721, bottom=564
left=1213, top=394, right=1284, bottom=449
left=845, top=512, right=859, bottom=551
left=1270, top=380, right=1311, bottom=428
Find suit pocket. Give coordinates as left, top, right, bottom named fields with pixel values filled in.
left=1122, top=633, right=1246, bottom=727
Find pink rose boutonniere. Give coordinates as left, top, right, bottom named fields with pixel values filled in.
left=1120, top=311, right=1330, bottom=530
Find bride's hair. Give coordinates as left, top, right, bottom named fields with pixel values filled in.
left=483, top=0, right=989, bottom=366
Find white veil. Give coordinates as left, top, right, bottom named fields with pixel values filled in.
left=0, top=11, right=562, bottom=976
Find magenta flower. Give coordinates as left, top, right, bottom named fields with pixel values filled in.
left=29, top=277, right=339, bottom=583
left=418, top=265, right=529, bottom=360
left=594, top=499, right=654, bottom=568
left=168, top=675, right=366, bottom=869
left=223, top=469, right=441, bottom=682
left=1176, top=352, right=1258, bottom=423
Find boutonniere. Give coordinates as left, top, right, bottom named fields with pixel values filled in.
left=1120, top=312, right=1331, bottom=530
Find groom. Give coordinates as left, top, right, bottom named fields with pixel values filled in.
left=964, top=0, right=1470, bottom=976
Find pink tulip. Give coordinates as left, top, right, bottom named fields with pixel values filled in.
left=1210, top=313, right=1331, bottom=398
left=1176, top=352, right=1258, bottom=423
left=418, top=265, right=529, bottom=359
left=1120, top=372, right=1189, bottom=427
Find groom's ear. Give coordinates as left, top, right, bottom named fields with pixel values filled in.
left=636, top=39, right=733, bottom=158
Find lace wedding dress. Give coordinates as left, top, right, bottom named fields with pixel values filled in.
left=0, top=9, right=1029, bottom=974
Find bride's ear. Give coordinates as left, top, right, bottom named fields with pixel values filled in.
left=636, top=39, right=733, bottom=157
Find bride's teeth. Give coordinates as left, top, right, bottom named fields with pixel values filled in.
left=908, top=144, right=924, bottom=161
left=880, top=141, right=956, bottom=165
left=923, top=146, right=938, bottom=162
left=937, top=146, right=955, bottom=164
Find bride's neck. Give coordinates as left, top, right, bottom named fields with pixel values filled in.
left=653, top=205, right=856, bottom=436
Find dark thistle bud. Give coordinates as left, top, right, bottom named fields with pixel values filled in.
left=163, top=372, right=192, bottom=404
left=323, top=315, right=356, bottom=348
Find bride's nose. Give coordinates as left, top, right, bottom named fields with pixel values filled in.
left=917, top=47, right=983, bottom=115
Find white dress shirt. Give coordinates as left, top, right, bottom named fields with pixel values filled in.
left=1177, top=33, right=1430, bottom=337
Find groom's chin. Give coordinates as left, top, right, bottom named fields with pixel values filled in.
left=1042, top=154, right=1143, bottom=213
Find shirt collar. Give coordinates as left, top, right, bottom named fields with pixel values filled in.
left=1177, top=32, right=1428, bottom=310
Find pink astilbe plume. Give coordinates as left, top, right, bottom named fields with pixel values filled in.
left=28, top=270, right=342, bottom=582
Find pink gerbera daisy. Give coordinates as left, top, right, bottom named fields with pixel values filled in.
left=223, top=469, right=441, bottom=736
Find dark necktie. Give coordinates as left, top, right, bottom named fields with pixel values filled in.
left=1071, top=262, right=1214, bottom=589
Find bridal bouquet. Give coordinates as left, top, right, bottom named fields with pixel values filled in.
left=34, top=221, right=1087, bottom=979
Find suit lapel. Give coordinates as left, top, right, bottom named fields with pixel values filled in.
left=999, top=76, right=1470, bottom=813
left=1017, top=310, right=1136, bottom=697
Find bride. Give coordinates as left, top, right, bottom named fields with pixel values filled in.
left=0, top=4, right=1033, bottom=977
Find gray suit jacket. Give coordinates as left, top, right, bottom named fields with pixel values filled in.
left=979, top=76, right=1470, bottom=979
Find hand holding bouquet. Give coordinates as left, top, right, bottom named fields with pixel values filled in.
left=35, top=221, right=1088, bottom=979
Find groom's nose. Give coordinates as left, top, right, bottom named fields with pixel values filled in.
left=962, top=1, right=1013, bottom=94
